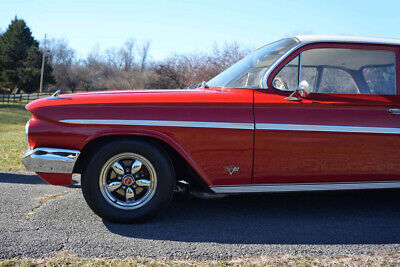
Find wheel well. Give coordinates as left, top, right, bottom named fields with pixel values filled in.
left=73, top=135, right=210, bottom=191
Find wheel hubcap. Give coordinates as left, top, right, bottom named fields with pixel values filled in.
left=99, top=152, right=157, bottom=210
left=122, top=175, right=134, bottom=186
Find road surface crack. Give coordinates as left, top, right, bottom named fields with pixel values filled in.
left=25, top=190, right=70, bottom=219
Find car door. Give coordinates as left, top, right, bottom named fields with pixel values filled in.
left=253, top=43, right=400, bottom=184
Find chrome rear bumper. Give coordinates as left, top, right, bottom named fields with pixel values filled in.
left=22, top=148, right=80, bottom=173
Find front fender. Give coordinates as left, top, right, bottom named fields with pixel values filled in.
left=81, top=129, right=207, bottom=183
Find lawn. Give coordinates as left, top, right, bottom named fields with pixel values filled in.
left=0, top=102, right=31, bottom=172
left=1, top=252, right=400, bottom=266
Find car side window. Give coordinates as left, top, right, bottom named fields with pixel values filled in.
left=273, top=56, right=299, bottom=90
left=317, top=68, right=359, bottom=94
left=362, top=65, right=396, bottom=95
left=301, top=48, right=396, bottom=95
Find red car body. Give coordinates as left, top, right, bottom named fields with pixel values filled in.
left=23, top=35, right=400, bottom=197
left=26, top=88, right=255, bottom=186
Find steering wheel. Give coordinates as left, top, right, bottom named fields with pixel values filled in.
left=273, top=77, right=288, bottom=90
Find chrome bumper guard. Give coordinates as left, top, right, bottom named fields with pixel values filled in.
left=22, top=148, right=80, bottom=173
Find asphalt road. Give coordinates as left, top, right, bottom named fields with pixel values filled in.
left=1, top=172, right=400, bottom=259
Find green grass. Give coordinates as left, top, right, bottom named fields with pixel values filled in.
left=0, top=102, right=31, bottom=172
left=1, top=252, right=400, bottom=266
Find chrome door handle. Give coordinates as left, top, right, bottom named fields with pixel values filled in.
left=388, top=108, right=400, bottom=115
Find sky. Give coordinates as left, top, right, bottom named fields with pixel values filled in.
left=1, top=0, right=400, bottom=61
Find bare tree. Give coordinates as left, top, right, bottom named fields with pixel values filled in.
left=146, top=63, right=186, bottom=89
left=139, top=40, right=151, bottom=72
left=148, top=41, right=250, bottom=88
left=105, top=47, right=123, bottom=70
left=46, top=38, right=76, bottom=91
left=120, top=39, right=135, bottom=72
left=46, top=38, right=74, bottom=66
left=45, top=35, right=250, bottom=91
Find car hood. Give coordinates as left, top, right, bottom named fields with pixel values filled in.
left=27, top=88, right=204, bottom=109
left=25, top=87, right=240, bottom=122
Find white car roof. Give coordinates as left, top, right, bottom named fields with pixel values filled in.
left=294, top=35, right=400, bottom=46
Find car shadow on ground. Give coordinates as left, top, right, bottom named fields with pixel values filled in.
left=0, top=172, right=46, bottom=184
left=104, top=189, right=400, bottom=245
left=0, top=172, right=80, bottom=188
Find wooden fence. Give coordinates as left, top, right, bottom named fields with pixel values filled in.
left=0, top=92, right=52, bottom=103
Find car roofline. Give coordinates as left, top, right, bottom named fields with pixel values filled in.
left=294, top=34, right=400, bottom=46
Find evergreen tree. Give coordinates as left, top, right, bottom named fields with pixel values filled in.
left=0, top=17, right=54, bottom=93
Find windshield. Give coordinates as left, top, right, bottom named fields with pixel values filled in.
left=207, top=38, right=298, bottom=88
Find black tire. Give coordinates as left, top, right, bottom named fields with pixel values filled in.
left=81, top=139, right=175, bottom=223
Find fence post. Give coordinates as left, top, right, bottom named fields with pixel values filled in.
left=7, top=94, right=9, bottom=103
left=27, top=93, right=29, bottom=102
left=20, top=93, right=22, bottom=102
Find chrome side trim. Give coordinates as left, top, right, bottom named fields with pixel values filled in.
left=256, top=123, right=400, bottom=134
left=211, top=181, right=400, bottom=194
left=60, top=119, right=254, bottom=130
left=59, top=120, right=400, bottom=134
left=22, top=148, right=80, bottom=173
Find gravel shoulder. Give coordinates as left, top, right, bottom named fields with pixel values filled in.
left=1, top=172, right=400, bottom=260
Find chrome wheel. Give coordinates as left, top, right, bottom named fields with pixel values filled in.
left=99, top=152, right=157, bottom=210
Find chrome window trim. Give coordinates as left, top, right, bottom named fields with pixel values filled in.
left=295, top=35, right=400, bottom=45
left=211, top=180, right=400, bottom=194
left=262, top=38, right=303, bottom=90
left=298, top=52, right=302, bottom=85
left=60, top=119, right=254, bottom=130
left=261, top=38, right=400, bottom=90
left=256, top=123, right=400, bottom=134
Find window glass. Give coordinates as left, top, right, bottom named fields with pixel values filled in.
left=300, top=48, right=396, bottom=95
left=301, top=66, right=318, bottom=92
left=207, top=38, right=298, bottom=88
left=273, top=56, right=299, bottom=90
left=362, top=65, right=395, bottom=94
left=318, top=68, right=359, bottom=94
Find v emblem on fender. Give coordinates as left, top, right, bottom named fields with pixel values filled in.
left=224, top=165, right=240, bottom=175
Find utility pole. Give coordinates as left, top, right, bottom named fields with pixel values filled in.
left=39, top=34, right=46, bottom=93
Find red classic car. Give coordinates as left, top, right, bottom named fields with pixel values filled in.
left=22, top=35, right=400, bottom=222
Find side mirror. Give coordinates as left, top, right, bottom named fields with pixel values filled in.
left=285, top=80, right=311, bottom=101
left=298, top=80, right=311, bottom=98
